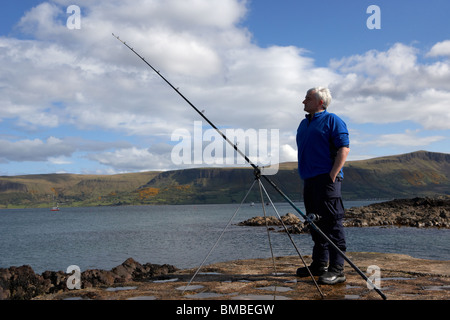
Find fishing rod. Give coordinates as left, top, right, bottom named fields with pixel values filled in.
left=112, top=33, right=387, bottom=300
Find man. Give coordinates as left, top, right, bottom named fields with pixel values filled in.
left=296, top=87, right=350, bottom=285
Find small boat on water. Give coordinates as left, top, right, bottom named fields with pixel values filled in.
left=50, top=196, right=60, bottom=211
left=50, top=188, right=59, bottom=211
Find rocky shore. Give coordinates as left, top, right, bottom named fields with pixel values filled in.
left=344, top=196, right=449, bottom=228
left=237, top=196, right=450, bottom=233
left=0, top=258, right=177, bottom=300
left=3, top=252, right=448, bottom=301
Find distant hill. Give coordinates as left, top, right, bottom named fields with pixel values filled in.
left=0, top=172, right=160, bottom=208
left=342, top=150, right=450, bottom=199
left=0, top=151, right=448, bottom=208
left=136, top=150, right=450, bottom=204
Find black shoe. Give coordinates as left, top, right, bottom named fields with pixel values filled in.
left=296, top=262, right=327, bottom=277
left=318, top=265, right=346, bottom=284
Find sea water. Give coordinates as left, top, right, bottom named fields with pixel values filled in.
left=0, top=201, right=448, bottom=273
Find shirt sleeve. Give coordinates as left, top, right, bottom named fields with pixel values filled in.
left=331, top=115, right=350, bottom=149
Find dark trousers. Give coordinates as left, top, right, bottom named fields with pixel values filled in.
left=303, top=173, right=346, bottom=267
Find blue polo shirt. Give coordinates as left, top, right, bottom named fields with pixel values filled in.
left=296, top=110, right=349, bottom=180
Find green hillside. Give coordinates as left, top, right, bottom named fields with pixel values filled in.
left=136, top=150, right=450, bottom=204
left=0, top=171, right=160, bottom=208
left=343, top=150, right=450, bottom=199
left=0, top=151, right=448, bottom=208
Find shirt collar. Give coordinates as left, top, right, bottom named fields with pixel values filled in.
left=305, top=109, right=327, bottom=120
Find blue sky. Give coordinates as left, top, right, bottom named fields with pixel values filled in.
left=0, top=0, right=449, bottom=176
left=244, top=0, right=449, bottom=64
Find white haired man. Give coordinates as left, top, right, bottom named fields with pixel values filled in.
left=296, top=87, right=350, bottom=284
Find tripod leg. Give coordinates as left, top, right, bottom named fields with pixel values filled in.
left=182, top=179, right=257, bottom=294
left=259, top=179, right=325, bottom=299
left=257, top=179, right=278, bottom=275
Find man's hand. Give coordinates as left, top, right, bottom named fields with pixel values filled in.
left=329, top=147, right=350, bottom=182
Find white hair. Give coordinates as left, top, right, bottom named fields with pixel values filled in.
left=308, top=87, right=332, bottom=109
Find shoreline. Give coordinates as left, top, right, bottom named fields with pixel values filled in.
left=238, top=196, right=450, bottom=232
left=0, top=198, right=389, bottom=210
left=1, top=252, right=449, bottom=300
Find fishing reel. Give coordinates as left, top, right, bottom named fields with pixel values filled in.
left=306, top=213, right=321, bottom=223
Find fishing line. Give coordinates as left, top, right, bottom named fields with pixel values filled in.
left=112, top=34, right=387, bottom=300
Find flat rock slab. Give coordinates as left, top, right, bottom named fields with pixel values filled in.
left=35, top=252, right=449, bottom=300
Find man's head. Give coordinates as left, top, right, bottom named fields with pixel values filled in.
left=303, top=87, right=332, bottom=114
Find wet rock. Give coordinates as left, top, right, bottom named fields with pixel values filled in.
left=238, top=213, right=301, bottom=227
left=111, top=258, right=137, bottom=283
left=82, top=269, right=117, bottom=288
left=238, top=213, right=309, bottom=234
left=344, top=196, right=450, bottom=228
left=283, top=224, right=310, bottom=234
left=238, top=196, right=449, bottom=231
left=141, top=263, right=178, bottom=279
left=238, top=216, right=278, bottom=226
left=34, top=252, right=450, bottom=301
left=281, top=213, right=301, bottom=225
left=0, top=258, right=178, bottom=300
left=41, top=270, right=69, bottom=293
left=0, top=265, right=51, bottom=300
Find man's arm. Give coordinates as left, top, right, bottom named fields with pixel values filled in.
left=330, top=147, right=350, bottom=182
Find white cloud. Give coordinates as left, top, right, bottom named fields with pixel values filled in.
left=330, top=43, right=419, bottom=78
left=279, top=144, right=297, bottom=163
left=427, top=40, right=450, bottom=57
left=89, top=147, right=172, bottom=171
left=0, top=137, right=73, bottom=162
left=2, top=0, right=335, bottom=143
left=368, top=130, right=445, bottom=147
left=0, top=136, right=131, bottom=164
left=1, top=0, right=449, bottom=173
left=48, top=156, right=72, bottom=165
left=330, top=42, right=450, bottom=130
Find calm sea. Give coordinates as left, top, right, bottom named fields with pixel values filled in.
left=0, top=201, right=448, bottom=274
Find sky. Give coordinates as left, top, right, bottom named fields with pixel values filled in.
left=0, top=0, right=449, bottom=176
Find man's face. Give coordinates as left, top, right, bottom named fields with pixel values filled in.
left=302, top=91, right=323, bottom=114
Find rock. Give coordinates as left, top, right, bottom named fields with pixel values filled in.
left=344, top=196, right=450, bottom=228
left=0, top=258, right=178, bottom=300
left=82, top=269, right=117, bottom=288
left=281, top=213, right=301, bottom=225
left=237, top=216, right=276, bottom=226
left=41, top=270, right=68, bottom=293
left=0, top=268, right=11, bottom=300
left=239, top=196, right=449, bottom=230
left=284, top=224, right=309, bottom=234
left=33, top=252, right=450, bottom=301
left=111, top=258, right=141, bottom=283
left=0, top=265, right=50, bottom=300
left=142, top=263, right=178, bottom=278
left=238, top=213, right=309, bottom=234
left=238, top=213, right=301, bottom=227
